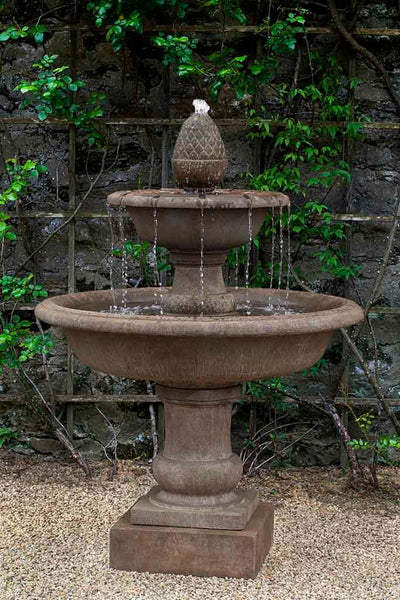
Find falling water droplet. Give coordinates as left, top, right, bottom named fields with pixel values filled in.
left=270, top=206, right=275, bottom=289
left=245, top=203, right=253, bottom=315
left=152, top=207, right=164, bottom=315
left=278, top=204, right=284, bottom=290
left=285, top=202, right=291, bottom=308
left=107, top=204, right=117, bottom=311
left=200, top=202, right=205, bottom=316
left=118, top=206, right=128, bottom=311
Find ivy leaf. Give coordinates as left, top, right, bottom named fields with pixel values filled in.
left=34, top=31, right=44, bottom=43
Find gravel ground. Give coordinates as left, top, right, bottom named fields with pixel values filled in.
left=0, top=457, right=399, bottom=600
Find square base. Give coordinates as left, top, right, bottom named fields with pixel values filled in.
left=110, top=502, right=274, bottom=579
left=130, top=487, right=259, bottom=530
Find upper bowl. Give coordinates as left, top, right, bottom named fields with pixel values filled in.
left=35, top=287, right=363, bottom=388
left=107, top=189, right=289, bottom=253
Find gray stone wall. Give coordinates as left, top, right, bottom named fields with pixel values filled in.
left=1, top=1, right=400, bottom=462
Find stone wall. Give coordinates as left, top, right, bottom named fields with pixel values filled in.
left=1, top=0, right=400, bottom=462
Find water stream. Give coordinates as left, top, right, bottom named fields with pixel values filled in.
left=152, top=207, right=164, bottom=315
left=278, top=204, right=284, bottom=289
left=269, top=206, right=275, bottom=289
left=286, top=202, right=291, bottom=304
left=244, top=204, right=253, bottom=315
left=107, top=204, right=117, bottom=311
left=110, top=199, right=293, bottom=317
left=118, top=206, right=129, bottom=310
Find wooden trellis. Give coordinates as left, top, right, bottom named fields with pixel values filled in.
left=1, top=18, right=400, bottom=437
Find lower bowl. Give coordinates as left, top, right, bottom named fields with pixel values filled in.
left=35, top=288, right=363, bottom=388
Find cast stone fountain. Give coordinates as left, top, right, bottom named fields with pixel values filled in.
left=36, top=99, right=363, bottom=579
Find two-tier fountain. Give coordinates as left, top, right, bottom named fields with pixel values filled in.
left=36, top=100, right=363, bottom=578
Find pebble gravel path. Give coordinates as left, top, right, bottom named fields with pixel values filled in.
left=0, top=457, right=399, bottom=600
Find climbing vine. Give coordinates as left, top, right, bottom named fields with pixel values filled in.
left=145, top=9, right=364, bottom=283
left=86, top=0, right=188, bottom=50
left=1, top=0, right=399, bottom=479
left=0, top=160, right=53, bottom=372
left=15, top=55, right=106, bottom=147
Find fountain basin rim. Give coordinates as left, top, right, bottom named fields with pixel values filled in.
left=107, top=189, right=290, bottom=210
left=35, top=288, right=363, bottom=338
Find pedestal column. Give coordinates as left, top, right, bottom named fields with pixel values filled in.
left=130, top=385, right=259, bottom=530
left=161, top=251, right=235, bottom=314
left=110, top=383, right=274, bottom=577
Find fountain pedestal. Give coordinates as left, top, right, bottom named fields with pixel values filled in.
left=110, top=503, right=273, bottom=578
left=110, top=384, right=274, bottom=577
left=130, top=385, right=258, bottom=530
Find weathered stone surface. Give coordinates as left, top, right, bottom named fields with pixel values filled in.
left=1, top=2, right=400, bottom=468
left=75, top=438, right=104, bottom=460
left=110, top=502, right=274, bottom=578
left=11, top=445, right=35, bottom=456
left=130, top=487, right=259, bottom=530
left=29, top=438, right=63, bottom=454
left=292, top=435, right=340, bottom=467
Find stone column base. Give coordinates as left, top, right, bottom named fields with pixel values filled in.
left=110, top=502, right=274, bottom=579
left=130, top=486, right=259, bottom=530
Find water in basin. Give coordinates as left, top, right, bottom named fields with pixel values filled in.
left=105, top=300, right=303, bottom=317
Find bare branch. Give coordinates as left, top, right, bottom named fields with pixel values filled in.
left=17, top=147, right=108, bottom=273
left=328, top=0, right=400, bottom=117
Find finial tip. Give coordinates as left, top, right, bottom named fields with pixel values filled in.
left=193, top=99, right=210, bottom=114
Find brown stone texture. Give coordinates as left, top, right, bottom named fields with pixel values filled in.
left=35, top=287, right=363, bottom=387
left=172, top=105, right=227, bottom=189
left=110, top=502, right=274, bottom=579
left=130, top=487, right=259, bottom=530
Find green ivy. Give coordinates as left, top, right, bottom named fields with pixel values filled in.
left=113, top=240, right=170, bottom=285
left=15, top=55, right=106, bottom=147
left=0, top=158, right=53, bottom=373
left=0, top=315, right=54, bottom=370
left=0, top=427, right=18, bottom=448
left=158, top=9, right=306, bottom=98
left=152, top=34, right=198, bottom=67
left=348, top=411, right=400, bottom=463
left=1, top=274, right=47, bottom=302
left=146, top=9, right=364, bottom=285
left=0, top=23, right=46, bottom=44
left=86, top=0, right=188, bottom=51
left=0, top=159, right=47, bottom=241
left=203, top=0, right=246, bottom=24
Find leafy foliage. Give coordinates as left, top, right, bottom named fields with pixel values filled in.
left=152, top=34, right=198, bottom=67
left=143, top=10, right=362, bottom=282
left=0, top=23, right=46, bottom=44
left=0, top=427, right=18, bottom=448
left=156, top=10, right=306, bottom=98
left=1, top=274, right=47, bottom=302
left=203, top=0, right=247, bottom=24
left=0, top=159, right=47, bottom=242
left=15, top=55, right=106, bottom=147
left=113, top=240, right=170, bottom=285
left=0, top=315, right=54, bottom=370
left=86, top=0, right=187, bottom=51
left=0, top=159, right=53, bottom=373
left=348, top=411, right=400, bottom=464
